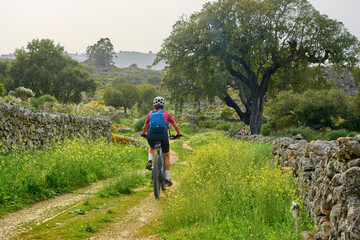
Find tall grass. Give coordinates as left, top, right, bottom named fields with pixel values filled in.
left=163, top=134, right=312, bottom=239
left=0, top=139, right=147, bottom=212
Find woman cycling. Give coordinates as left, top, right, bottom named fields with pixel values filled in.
left=141, top=96, right=181, bottom=186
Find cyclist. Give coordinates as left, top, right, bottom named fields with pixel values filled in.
left=141, top=96, right=181, bottom=186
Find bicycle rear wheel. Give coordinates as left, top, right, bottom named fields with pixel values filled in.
left=152, top=154, right=161, bottom=199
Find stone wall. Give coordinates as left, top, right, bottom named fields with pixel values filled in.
left=0, top=102, right=112, bottom=153
left=271, top=136, right=360, bottom=240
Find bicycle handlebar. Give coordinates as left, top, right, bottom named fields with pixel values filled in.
left=141, top=133, right=182, bottom=139
left=170, top=134, right=182, bottom=140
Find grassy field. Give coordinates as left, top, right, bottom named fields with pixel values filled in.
left=0, top=138, right=147, bottom=215
left=160, top=132, right=313, bottom=239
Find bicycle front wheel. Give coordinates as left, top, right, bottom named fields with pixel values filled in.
left=152, top=154, right=161, bottom=199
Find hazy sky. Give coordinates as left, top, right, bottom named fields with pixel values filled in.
left=1, top=0, right=359, bottom=55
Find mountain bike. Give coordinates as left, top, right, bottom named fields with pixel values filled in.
left=142, top=133, right=181, bottom=199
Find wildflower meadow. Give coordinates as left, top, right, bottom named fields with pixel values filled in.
left=0, top=138, right=147, bottom=214
left=163, top=133, right=313, bottom=239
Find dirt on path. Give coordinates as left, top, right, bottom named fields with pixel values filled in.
left=0, top=179, right=112, bottom=240
left=89, top=148, right=180, bottom=240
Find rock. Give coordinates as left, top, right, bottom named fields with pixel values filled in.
left=293, top=134, right=304, bottom=140
left=289, top=140, right=308, bottom=150
left=350, top=214, right=360, bottom=239
left=340, top=167, right=360, bottom=186
left=348, top=159, right=360, bottom=168
left=302, top=231, right=315, bottom=240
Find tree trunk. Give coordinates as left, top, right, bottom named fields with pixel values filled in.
left=249, top=94, right=265, bottom=135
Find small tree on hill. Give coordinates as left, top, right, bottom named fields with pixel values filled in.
left=86, top=38, right=116, bottom=67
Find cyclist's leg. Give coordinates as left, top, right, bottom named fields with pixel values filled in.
left=146, top=133, right=156, bottom=169
left=161, top=135, right=172, bottom=186
left=163, top=152, right=170, bottom=170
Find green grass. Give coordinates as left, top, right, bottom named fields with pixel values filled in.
left=0, top=138, right=147, bottom=215
left=160, top=134, right=313, bottom=239
left=98, top=171, right=150, bottom=197
left=20, top=189, right=152, bottom=239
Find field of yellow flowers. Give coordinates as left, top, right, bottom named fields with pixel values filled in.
left=162, top=133, right=313, bottom=239
left=0, top=138, right=147, bottom=215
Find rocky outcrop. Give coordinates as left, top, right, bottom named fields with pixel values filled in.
left=0, top=102, right=111, bottom=153
left=272, top=135, right=360, bottom=240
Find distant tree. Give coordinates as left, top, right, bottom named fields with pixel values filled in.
left=116, top=83, right=139, bottom=113
left=103, top=87, right=124, bottom=109
left=86, top=38, right=116, bottom=67
left=9, top=39, right=95, bottom=103
left=146, top=75, right=162, bottom=86
left=0, top=61, right=14, bottom=91
left=104, top=83, right=139, bottom=113
left=136, top=84, right=159, bottom=115
left=155, top=0, right=359, bottom=134
left=129, top=63, right=139, bottom=70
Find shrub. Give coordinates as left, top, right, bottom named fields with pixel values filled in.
left=266, top=89, right=351, bottom=130
left=325, top=129, right=349, bottom=141
left=134, top=115, right=147, bottom=132
left=214, top=121, right=233, bottom=131
left=0, top=84, right=5, bottom=97
left=261, top=121, right=276, bottom=136
left=12, top=86, right=34, bottom=100
left=31, top=94, right=57, bottom=108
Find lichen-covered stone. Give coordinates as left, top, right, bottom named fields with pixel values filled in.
left=0, top=102, right=111, bottom=153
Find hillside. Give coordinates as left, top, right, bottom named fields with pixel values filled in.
left=1, top=51, right=166, bottom=70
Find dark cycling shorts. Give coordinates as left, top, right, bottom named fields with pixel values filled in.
left=147, top=131, right=169, bottom=153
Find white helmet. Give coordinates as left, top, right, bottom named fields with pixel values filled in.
left=153, top=96, right=165, bottom=107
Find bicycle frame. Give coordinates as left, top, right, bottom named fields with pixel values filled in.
left=152, top=141, right=166, bottom=198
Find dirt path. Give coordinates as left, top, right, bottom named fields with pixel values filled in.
left=0, top=144, right=181, bottom=240
left=89, top=148, right=180, bottom=240
left=0, top=179, right=112, bottom=240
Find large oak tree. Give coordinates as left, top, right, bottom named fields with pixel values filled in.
left=155, top=0, right=359, bottom=134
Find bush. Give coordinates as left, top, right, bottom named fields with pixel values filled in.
left=0, top=84, right=5, bottom=97
left=214, top=121, right=234, bottom=131
left=134, top=115, right=147, bottom=132
left=31, top=94, right=57, bottom=108
left=261, top=121, right=276, bottom=136
left=325, top=129, right=349, bottom=141
left=266, top=89, right=351, bottom=129
left=12, top=86, right=34, bottom=100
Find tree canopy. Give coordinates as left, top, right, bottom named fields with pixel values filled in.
left=9, top=39, right=96, bottom=103
left=103, top=83, right=139, bottom=113
left=155, top=0, right=359, bottom=134
left=86, top=38, right=116, bottom=67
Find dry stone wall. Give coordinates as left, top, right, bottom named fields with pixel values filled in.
left=0, top=102, right=112, bottom=153
left=271, top=136, right=360, bottom=240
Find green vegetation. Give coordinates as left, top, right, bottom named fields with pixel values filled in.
left=0, top=138, right=146, bottom=215
left=9, top=39, right=96, bottom=103
left=86, top=38, right=116, bottom=67
left=98, top=172, right=150, bottom=197
left=161, top=133, right=312, bottom=239
left=265, top=127, right=358, bottom=142
left=156, top=0, right=359, bottom=134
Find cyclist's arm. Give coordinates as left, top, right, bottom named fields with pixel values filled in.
left=142, top=123, right=149, bottom=135
left=171, top=122, right=181, bottom=136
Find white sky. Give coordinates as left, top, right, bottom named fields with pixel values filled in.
left=0, top=0, right=359, bottom=55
